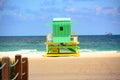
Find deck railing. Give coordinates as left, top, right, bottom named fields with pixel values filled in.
left=71, top=32, right=78, bottom=42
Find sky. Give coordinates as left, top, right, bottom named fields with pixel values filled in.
left=0, top=0, right=120, bottom=36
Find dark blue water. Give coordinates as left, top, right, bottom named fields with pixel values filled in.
left=79, top=35, right=120, bottom=52
left=0, top=35, right=120, bottom=52
left=0, top=36, right=46, bottom=52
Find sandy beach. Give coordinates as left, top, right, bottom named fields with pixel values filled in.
left=0, top=52, right=120, bottom=80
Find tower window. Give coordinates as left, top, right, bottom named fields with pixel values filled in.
left=60, top=26, right=63, bottom=31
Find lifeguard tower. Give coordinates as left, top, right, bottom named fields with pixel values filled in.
left=44, top=18, right=80, bottom=57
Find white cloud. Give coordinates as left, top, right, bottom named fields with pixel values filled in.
left=65, top=7, right=77, bottom=12
left=112, top=20, right=120, bottom=24
left=13, top=13, right=28, bottom=20
left=102, top=7, right=118, bottom=16
left=13, top=13, right=22, bottom=17
left=95, top=6, right=102, bottom=15
left=95, top=6, right=120, bottom=16
left=0, top=0, right=4, bottom=8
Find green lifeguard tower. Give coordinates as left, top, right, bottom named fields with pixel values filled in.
left=43, top=18, right=80, bottom=57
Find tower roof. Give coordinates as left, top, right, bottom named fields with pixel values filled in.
left=53, top=18, right=71, bottom=21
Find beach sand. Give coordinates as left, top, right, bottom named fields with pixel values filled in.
left=0, top=52, right=120, bottom=80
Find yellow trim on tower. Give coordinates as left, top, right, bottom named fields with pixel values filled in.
left=43, top=53, right=80, bottom=57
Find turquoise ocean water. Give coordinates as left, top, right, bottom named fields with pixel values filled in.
left=0, top=35, right=120, bottom=53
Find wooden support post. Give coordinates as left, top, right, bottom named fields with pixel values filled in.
left=22, top=57, right=28, bottom=80
left=2, top=57, right=10, bottom=80
left=15, top=55, right=22, bottom=80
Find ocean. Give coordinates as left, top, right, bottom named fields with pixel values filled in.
left=0, top=35, right=120, bottom=53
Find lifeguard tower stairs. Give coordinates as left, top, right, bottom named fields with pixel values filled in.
left=44, top=18, right=80, bottom=57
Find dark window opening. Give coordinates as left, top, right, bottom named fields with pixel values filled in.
left=60, top=26, right=63, bottom=31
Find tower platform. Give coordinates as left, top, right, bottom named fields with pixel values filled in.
left=43, top=52, right=80, bottom=57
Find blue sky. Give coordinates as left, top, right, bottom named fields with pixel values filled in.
left=0, top=0, right=120, bottom=36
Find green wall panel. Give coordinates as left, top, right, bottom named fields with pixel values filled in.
left=53, top=21, right=71, bottom=43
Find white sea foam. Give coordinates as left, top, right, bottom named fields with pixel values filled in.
left=80, top=49, right=118, bottom=54
left=80, top=49, right=94, bottom=52
left=0, top=49, right=119, bottom=58
left=0, top=49, right=45, bottom=58
left=0, top=49, right=119, bottom=54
